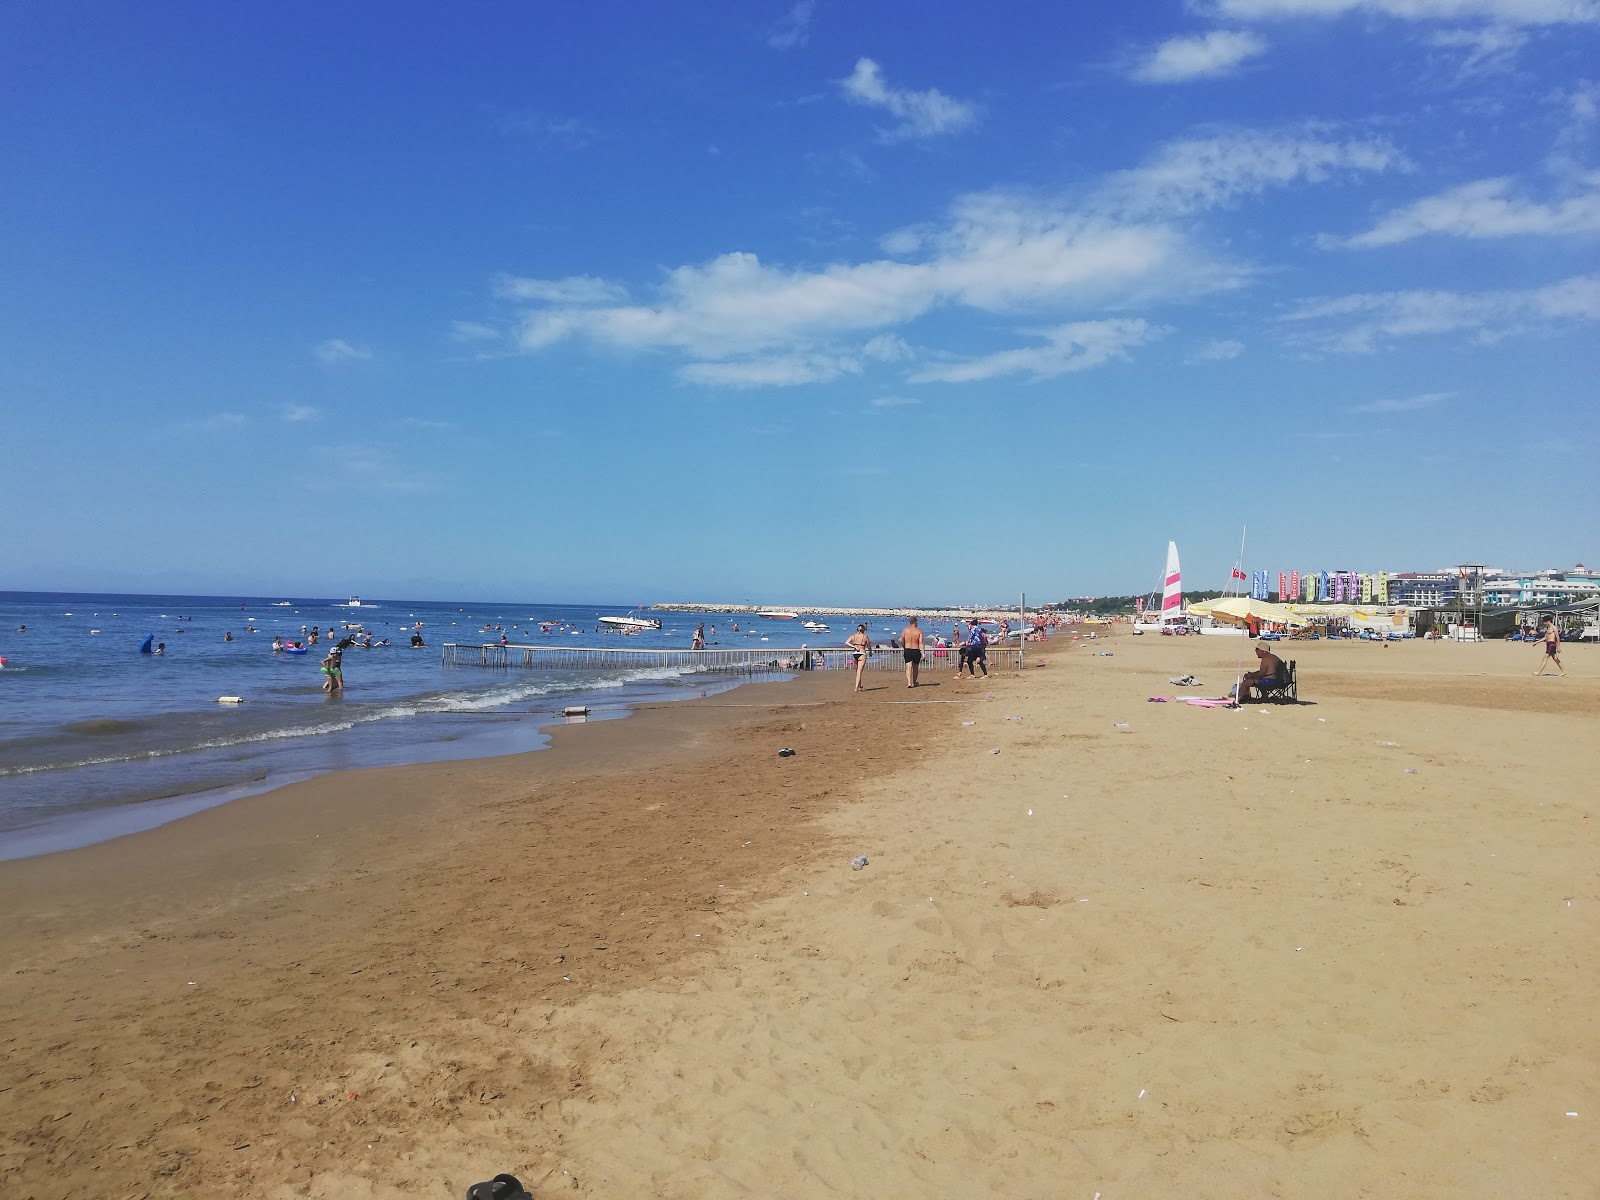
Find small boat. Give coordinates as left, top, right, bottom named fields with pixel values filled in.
left=272, top=601, right=293, bottom=606
left=759, top=610, right=799, bottom=620
left=802, top=620, right=831, bottom=632
left=344, top=596, right=362, bottom=607
left=599, top=615, right=662, bottom=630
left=1131, top=542, right=1195, bottom=635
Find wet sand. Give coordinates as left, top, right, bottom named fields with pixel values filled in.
left=2, top=635, right=1596, bottom=1198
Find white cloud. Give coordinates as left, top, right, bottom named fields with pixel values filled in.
left=839, top=58, right=980, bottom=141
left=182, top=412, right=248, bottom=433
left=1282, top=273, right=1600, bottom=351
left=768, top=1, right=815, bottom=50
left=283, top=404, right=321, bottom=423
left=678, top=354, right=861, bottom=388
left=1211, top=0, right=1600, bottom=26
left=1101, top=129, right=1408, bottom=214
left=450, top=320, right=500, bottom=343
left=305, top=443, right=439, bottom=493
left=1331, top=175, right=1600, bottom=245
left=481, top=128, right=1412, bottom=386
left=1193, top=337, right=1247, bottom=360
left=1352, top=390, right=1452, bottom=412
left=1425, top=24, right=1530, bottom=75
left=1129, top=31, right=1270, bottom=82
left=910, top=319, right=1162, bottom=383
left=496, top=112, right=598, bottom=148
left=495, top=274, right=627, bottom=304
left=869, top=394, right=922, bottom=407
left=315, top=338, right=371, bottom=364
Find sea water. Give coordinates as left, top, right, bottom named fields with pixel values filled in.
left=0, top=593, right=897, bottom=860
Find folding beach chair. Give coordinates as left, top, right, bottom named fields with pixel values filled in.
left=1252, top=659, right=1298, bottom=704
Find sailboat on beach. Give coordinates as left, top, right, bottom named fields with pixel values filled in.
left=1131, top=541, right=1193, bottom=635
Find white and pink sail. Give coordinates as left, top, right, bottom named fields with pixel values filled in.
left=1160, top=541, right=1182, bottom=617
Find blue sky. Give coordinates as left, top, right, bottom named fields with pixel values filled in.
left=3, top=1, right=1596, bottom=606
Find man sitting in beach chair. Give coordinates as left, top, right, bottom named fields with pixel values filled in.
left=1237, top=643, right=1296, bottom=704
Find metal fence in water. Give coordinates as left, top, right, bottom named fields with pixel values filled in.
left=441, top=642, right=1023, bottom=674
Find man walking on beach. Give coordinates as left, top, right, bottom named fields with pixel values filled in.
left=900, top=616, right=925, bottom=688
left=1534, top=620, right=1566, bottom=676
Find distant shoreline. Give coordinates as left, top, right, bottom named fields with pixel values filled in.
left=652, top=602, right=1033, bottom=619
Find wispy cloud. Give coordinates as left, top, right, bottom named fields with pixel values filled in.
left=869, top=394, right=922, bottom=407
left=678, top=354, right=862, bottom=388
left=495, top=111, right=599, bottom=148
left=283, top=404, right=321, bottom=423
left=1192, top=337, right=1247, bottom=360
left=1425, top=24, right=1530, bottom=77
left=1129, top=31, right=1269, bottom=83
left=477, top=127, right=1409, bottom=386
left=315, top=338, right=371, bottom=364
left=910, top=319, right=1162, bottom=383
left=304, top=443, right=441, bottom=493
left=495, top=274, right=627, bottom=304
left=1100, top=128, right=1409, bottom=215
left=1282, top=273, right=1600, bottom=351
left=1210, top=0, right=1600, bottom=26
left=767, top=0, right=815, bottom=50
left=1329, top=175, right=1600, bottom=245
left=1351, top=390, right=1452, bottom=413
left=839, top=58, right=980, bottom=141
left=181, top=412, right=248, bottom=433
left=450, top=320, right=500, bottom=343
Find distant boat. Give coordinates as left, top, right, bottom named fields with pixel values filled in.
left=599, top=615, right=662, bottom=630
left=1132, top=541, right=1195, bottom=635
left=346, top=596, right=361, bottom=607
left=802, top=620, right=831, bottom=632
left=271, top=601, right=293, bottom=606
left=760, top=610, right=799, bottom=620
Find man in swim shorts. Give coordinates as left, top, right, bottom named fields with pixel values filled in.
left=847, top=623, right=872, bottom=692
left=900, top=616, right=925, bottom=688
left=1534, top=620, right=1565, bottom=676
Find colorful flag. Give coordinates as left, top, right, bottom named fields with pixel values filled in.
left=1290, top=569, right=1300, bottom=600
left=1232, top=566, right=1248, bottom=582
left=1278, top=571, right=1288, bottom=600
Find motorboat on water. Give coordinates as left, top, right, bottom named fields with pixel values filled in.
left=802, top=619, right=831, bottom=632
left=599, top=615, right=663, bottom=630
left=760, top=610, right=800, bottom=620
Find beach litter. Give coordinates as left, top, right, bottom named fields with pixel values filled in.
left=1114, top=722, right=1130, bottom=729
left=989, top=748, right=1001, bottom=755
left=1169, top=675, right=1200, bottom=686
left=961, top=720, right=977, bottom=726
left=851, top=855, right=869, bottom=870
left=1405, top=768, right=1419, bottom=774
left=777, top=747, right=796, bottom=758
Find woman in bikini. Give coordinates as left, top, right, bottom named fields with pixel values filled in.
left=847, top=624, right=872, bottom=692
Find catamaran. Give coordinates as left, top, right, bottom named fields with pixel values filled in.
left=1131, top=542, right=1194, bottom=635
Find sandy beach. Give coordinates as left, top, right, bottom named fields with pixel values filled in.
left=2, top=632, right=1596, bottom=1198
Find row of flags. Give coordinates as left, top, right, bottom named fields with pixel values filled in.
left=1239, top=570, right=1392, bottom=604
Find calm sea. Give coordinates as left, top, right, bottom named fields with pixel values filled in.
left=0, top=593, right=906, bottom=861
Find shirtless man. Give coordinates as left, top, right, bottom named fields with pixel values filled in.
left=1534, top=620, right=1565, bottom=676
left=847, top=623, right=872, bottom=692
left=1238, top=642, right=1283, bottom=703
left=900, top=616, right=926, bottom=688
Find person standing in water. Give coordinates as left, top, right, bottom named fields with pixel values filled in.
left=692, top=622, right=706, bottom=650
left=321, top=644, right=344, bottom=692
